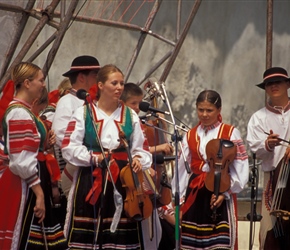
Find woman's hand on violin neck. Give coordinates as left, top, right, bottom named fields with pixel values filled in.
left=210, top=193, right=225, bottom=210
left=132, top=156, right=142, bottom=172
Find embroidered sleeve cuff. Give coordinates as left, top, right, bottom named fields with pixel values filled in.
left=223, top=191, right=231, bottom=200
left=90, top=151, right=99, bottom=167
left=27, top=174, right=41, bottom=188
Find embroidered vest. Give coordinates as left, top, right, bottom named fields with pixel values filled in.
left=83, top=103, right=133, bottom=152
left=187, top=123, right=234, bottom=174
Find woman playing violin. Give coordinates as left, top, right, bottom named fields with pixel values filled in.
left=172, top=89, right=249, bottom=249
left=61, top=64, right=152, bottom=249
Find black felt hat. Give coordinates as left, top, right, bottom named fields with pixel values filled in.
left=257, top=67, right=290, bottom=89
left=62, top=55, right=100, bottom=77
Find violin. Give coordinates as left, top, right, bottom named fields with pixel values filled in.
left=143, top=79, right=173, bottom=208
left=205, top=139, right=236, bottom=221
left=143, top=119, right=173, bottom=207
left=119, top=131, right=153, bottom=221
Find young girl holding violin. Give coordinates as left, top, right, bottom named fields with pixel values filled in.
left=61, top=64, right=152, bottom=249
left=172, top=89, right=249, bottom=249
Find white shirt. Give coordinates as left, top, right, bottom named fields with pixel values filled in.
left=5, top=103, right=41, bottom=186
left=247, top=104, right=290, bottom=172
left=52, top=91, right=83, bottom=147
left=61, top=102, right=152, bottom=169
left=172, top=123, right=249, bottom=201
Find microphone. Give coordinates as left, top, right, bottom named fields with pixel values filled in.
left=76, top=89, right=89, bottom=100
left=139, top=101, right=170, bottom=115
left=152, top=154, right=176, bottom=164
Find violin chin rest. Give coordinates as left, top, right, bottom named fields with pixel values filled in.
left=132, top=214, right=143, bottom=221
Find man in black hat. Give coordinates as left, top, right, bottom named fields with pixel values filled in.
left=247, top=67, right=290, bottom=249
left=52, top=55, right=100, bottom=198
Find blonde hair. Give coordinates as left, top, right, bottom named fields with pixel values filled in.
left=11, top=62, right=42, bottom=91
left=96, top=64, right=123, bottom=99
left=58, top=78, right=72, bottom=97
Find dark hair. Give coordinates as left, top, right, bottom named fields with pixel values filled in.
left=68, top=70, right=93, bottom=85
left=120, top=82, right=143, bottom=102
left=196, top=90, right=222, bottom=109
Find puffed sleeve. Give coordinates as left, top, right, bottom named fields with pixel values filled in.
left=227, top=128, right=249, bottom=195
left=171, top=133, right=191, bottom=203
left=52, top=94, right=83, bottom=147
left=247, top=110, right=274, bottom=161
left=61, top=106, right=94, bottom=167
left=130, top=110, right=152, bottom=170
left=6, top=107, right=40, bottom=187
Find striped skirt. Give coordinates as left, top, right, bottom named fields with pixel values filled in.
left=181, top=175, right=237, bottom=250
left=65, top=160, right=143, bottom=249
left=0, top=161, right=68, bottom=250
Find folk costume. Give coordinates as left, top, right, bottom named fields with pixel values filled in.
left=247, top=100, right=290, bottom=249
left=52, top=89, right=83, bottom=196
left=0, top=136, right=9, bottom=179
left=173, top=121, right=248, bottom=250
left=52, top=85, right=99, bottom=196
left=43, top=88, right=70, bottom=173
left=139, top=122, right=163, bottom=250
left=62, top=101, right=152, bottom=249
left=0, top=99, right=67, bottom=250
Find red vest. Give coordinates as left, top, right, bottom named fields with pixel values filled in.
left=181, top=123, right=234, bottom=215
left=187, top=123, right=234, bottom=173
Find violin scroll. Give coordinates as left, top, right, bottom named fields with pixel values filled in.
left=119, top=131, right=129, bottom=149
left=143, top=77, right=164, bottom=102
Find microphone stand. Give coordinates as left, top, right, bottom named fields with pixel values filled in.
left=83, top=96, right=123, bottom=248
left=141, top=119, right=175, bottom=137
left=143, top=113, right=189, bottom=133
left=143, top=113, right=190, bottom=174
left=247, top=152, right=262, bottom=250
left=141, top=115, right=190, bottom=175
left=159, top=81, right=190, bottom=249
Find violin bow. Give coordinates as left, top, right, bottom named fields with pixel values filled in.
left=84, top=99, right=123, bottom=241
left=264, top=131, right=290, bottom=144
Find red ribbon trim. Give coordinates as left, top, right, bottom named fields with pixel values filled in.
left=85, top=160, right=120, bottom=205
left=180, top=172, right=206, bottom=215
left=37, top=152, right=61, bottom=182
left=85, top=152, right=127, bottom=205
